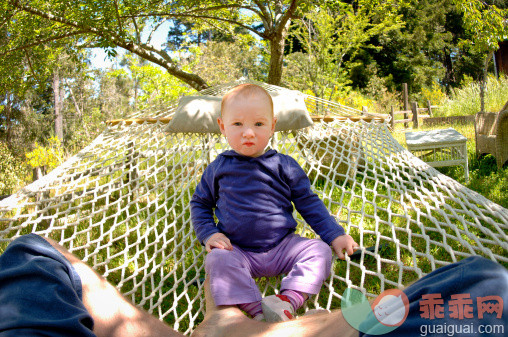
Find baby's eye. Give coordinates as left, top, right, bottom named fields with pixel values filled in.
left=255, top=122, right=264, bottom=127
left=233, top=122, right=242, bottom=126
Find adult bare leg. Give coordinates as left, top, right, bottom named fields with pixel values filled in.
left=191, top=278, right=358, bottom=337
left=43, top=237, right=183, bottom=337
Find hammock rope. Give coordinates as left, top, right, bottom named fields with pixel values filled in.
left=1, top=79, right=506, bottom=334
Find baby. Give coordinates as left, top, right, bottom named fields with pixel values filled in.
left=191, top=83, right=358, bottom=322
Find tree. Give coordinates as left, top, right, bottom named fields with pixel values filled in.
left=284, top=1, right=402, bottom=100
left=453, top=0, right=508, bottom=112
left=119, top=54, right=194, bottom=107
left=0, top=27, right=97, bottom=156
left=53, top=66, right=64, bottom=140
left=188, top=40, right=266, bottom=86
left=1, top=1, right=84, bottom=147
left=0, top=10, right=40, bottom=150
left=352, top=0, right=467, bottom=95
left=2, top=0, right=206, bottom=90
left=346, top=0, right=507, bottom=102
left=3, top=0, right=308, bottom=88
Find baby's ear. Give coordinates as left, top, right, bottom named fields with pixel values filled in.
left=217, top=117, right=226, bottom=135
left=271, top=117, right=277, bottom=132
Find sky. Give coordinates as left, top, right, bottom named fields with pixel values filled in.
left=90, top=21, right=172, bottom=70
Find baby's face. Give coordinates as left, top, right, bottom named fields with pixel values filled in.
left=218, top=93, right=276, bottom=157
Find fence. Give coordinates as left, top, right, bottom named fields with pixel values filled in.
left=390, top=100, right=438, bottom=129
left=422, top=115, right=474, bottom=126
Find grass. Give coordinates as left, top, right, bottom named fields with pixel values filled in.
left=289, top=119, right=508, bottom=312
left=1, top=104, right=507, bottom=333
left=391, top=122, right=508, bottom=209
left=434, top=75, right=508, bottom=117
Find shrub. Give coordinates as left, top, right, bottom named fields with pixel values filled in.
left=0, top=142, right=28, bottom=196
left=25, top=136, right=64, bottom=171
left=418, top=81, right=447, bottom=107
left=439, top=75, right=508, bottom=117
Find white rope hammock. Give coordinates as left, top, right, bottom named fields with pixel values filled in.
left=1, top=79, right=507, bottom=334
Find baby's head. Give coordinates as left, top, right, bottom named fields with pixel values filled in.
left=218, top=84, right=277, bottom=157
left=221, top=84, right=274, bottom=118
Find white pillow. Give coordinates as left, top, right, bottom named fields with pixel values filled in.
left=165, top=91, right=313, bottom=134
left=165, top=95, right=222, bottom=134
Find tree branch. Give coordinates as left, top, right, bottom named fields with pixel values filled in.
left=176, top=4, right=263, bottom=17
left=10, top=0, right=209, bottom=89
left=138, top=41, right=173, bottom=64
left=251, top=0, right=272, bottom=34
left=121, top=12, right=268, bottom=39
left=146, top=19, right=167, bottom=45
left=200, top=18, right=236, bottom=40
left=253, top=0, right=272, bottom=22
left=0, top=31, right=88, bottom=56
left=23, top=49, right=43, bottom=86
left=274, top=0, right=301, bottom=36
left=131, top=17, right=141, bottom=44
left=112, top=0, right=124, bottom=35
left=177, top=3, right=270, bottom=34
left=0, top=9, right=17, bottom=31
left=11, top=0, right=93, bottom=34
left=64, top=78, right=82, bottom=117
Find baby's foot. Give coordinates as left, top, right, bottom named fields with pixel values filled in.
left=261, top=295, right=295, bottom=322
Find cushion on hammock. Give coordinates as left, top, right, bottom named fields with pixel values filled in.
left=165, top=91, right=313, bottom=134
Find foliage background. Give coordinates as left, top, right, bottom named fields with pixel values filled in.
left=1, top=0, right=507, bottom=197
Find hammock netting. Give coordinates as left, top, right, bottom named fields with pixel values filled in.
left=1, top=80, right=507, bottom=334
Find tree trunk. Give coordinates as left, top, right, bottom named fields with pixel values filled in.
left=500, top=98, right=508, bottom=112
left=53, top=70, right=64, bottom=140
left=33, top=166, right=46, bottom=182
left=268, top=37, right=285, bottom=85
left=480, top=53, right=493, bottom=113
left=443, top=48, right=455, bottom=90
left=65, top=79, right=82, bottom=117
left=480, top=78, right=485, bottom=113
left=266, top=0, right=299, bottom=86
left=4, top=95, right=12, bottom=144
left=134, top=73, right=139, bottom=111
left=267, top=21, right=291, bottom=86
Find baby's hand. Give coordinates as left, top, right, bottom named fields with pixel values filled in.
left=331, top=234, right=359, bottom=260
left=205, top=233, right=233, bottom=253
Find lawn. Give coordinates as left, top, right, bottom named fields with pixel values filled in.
left=1, top=115, right=506, bottom=334
left=390, top=122, right=507, bottom=209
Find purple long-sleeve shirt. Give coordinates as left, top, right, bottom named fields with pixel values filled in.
left=190, top=149, right=345, bottom=252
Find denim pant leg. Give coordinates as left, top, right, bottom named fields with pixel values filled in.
left=0, top=234, right=96, bottom=337
left=360, top=256, right=508, bottom=336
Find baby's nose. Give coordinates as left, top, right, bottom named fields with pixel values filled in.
left=243, top=128, right=255, bottom=137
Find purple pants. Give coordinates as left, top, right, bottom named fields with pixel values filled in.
left=205, top=233, right=333, bottom=306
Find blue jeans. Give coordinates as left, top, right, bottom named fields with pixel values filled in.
left=359, top=256, right=508, bottom=336
left=0, top=234, right=95, bottom=337
left=1, top=234, right=506, bottom=336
